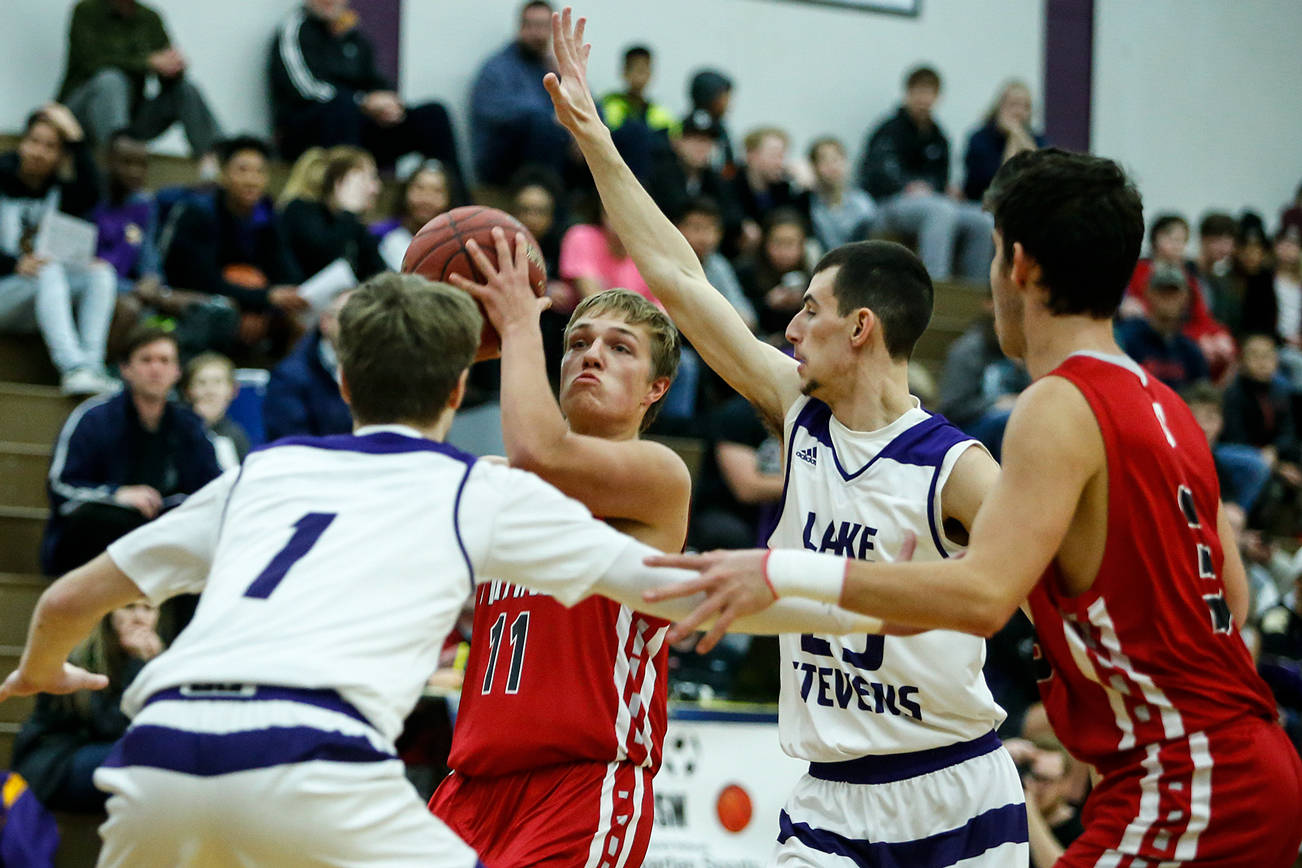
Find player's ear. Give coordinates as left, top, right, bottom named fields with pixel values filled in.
left=1010, top=242, right=1040, bottom=291
left=644, top=375, right=671, bottom=407
left=337, top=369, right=353, bottom=408
left=848, top=307, right=875, bottom=349
left=447, top=369, right=470, bottom=411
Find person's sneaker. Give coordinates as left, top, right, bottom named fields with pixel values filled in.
left=60, top=368, right=119, bottom=396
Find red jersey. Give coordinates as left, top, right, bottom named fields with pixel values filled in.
left=448, top=580, right=669, bottom=778
left=1028, top=352, right=1277, bottom=770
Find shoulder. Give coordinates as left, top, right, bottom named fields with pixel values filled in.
left=65, top=391, right=124, bottom=435
left=1004, top=375, right=1100, bottom=458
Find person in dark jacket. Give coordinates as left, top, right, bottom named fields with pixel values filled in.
left=0, top=106, right=118, bottom=395
left=647, top=110, right=743, bottom=253
left=688, top=68, right=735, bottom=176
left=962, top=80, right=1045, bottom=203
left=263, top=291, right=353, bottom=441
left=42, top=326, right=221, bottom=576
left=859, top=66, right=992, bottom=282
left=163, top=136, right=307, bottom=359
left=270, top=0, right=462, bottom=184
left=57, top=0, right=221, bottom=164
left=12, top=600, right=163, bottom=812
left=281, top=146, right=386, bottom=281
left=468, top=1, right=570, bottom=185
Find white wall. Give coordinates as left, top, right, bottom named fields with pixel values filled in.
left=1, top=0, right=294, bottom=149
left=404, top=0, right=1044, bottom=182
left=1093, top=0, right=1302, bottom=235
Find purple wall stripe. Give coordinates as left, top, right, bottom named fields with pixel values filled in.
left=1043, top=0, right=1094, bottom=152
left=354, top=0, right=403, bottom=88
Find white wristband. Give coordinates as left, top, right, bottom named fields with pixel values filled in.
left=764, top=550, right=848, bottom=604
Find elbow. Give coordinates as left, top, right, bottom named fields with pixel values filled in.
left=505, top=439, right=561, bottom=477
left=967, top=596, right=1020, bottom=639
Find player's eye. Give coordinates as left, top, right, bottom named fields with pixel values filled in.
left=614, top=344, right=631, bottom=354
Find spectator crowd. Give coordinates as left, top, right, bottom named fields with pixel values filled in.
left=2, top=2, right=1301, bottom=859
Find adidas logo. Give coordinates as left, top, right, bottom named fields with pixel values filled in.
left=796, top=445, right=818, bottom=466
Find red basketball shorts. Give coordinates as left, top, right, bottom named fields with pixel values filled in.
left=429, top=760, right=655, bottom=868
left=1058, top=716, right=1302, bottom=867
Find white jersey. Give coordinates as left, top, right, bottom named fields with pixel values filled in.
left=109, top=425, right=627, bottom=747
left=769, top=397, right=1005, bottom=762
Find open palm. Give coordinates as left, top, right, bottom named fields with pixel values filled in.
left=543, top=8, right=601, bottom=133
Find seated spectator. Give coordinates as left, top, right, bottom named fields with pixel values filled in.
left=1183, top=380, right=1271, bottom=522
left=687, top=68, right=736, bottom=176
left=735, top=208, right=814, bottom=338
left=163, top=136, right=307, bottom=360
left=1194, top=211, right=1241, bottom=332
left=1272, top=214, right=1302, bottom=350
left=0, top=105, right=117, bottom=395
left=688, top=393, right=783, bottom=552
left=601, top=45, right=676, bottom=180
left=183, top=351, right=249, bottom=471
left=91, top=131, right=159, bottom=296
left=1123, top=213, right=1235, bottom=379
left=675, top=197, right=757, bottom=331
left=647, top=110, right=742, bottom=248
left=1258, top=572, right=1302, bottom=754
left=58, top=0, right=220, bottom=171
left=731, top=127, right=805, bottom=254
left=372, top=160, right=456, bottom=272
left=271, top=0, right=462, bottom=185
left=559, top=203, right=656, bottom=304
left=263, top=290, right=353, bottom=441
left=806, top=136, right=875, bottom=252
left=938, top=300, right=1029, bottom=459
left=1118, top=263, right=1210, bottom=391
left=11, top=601, right=163, bottom=812
left=469, top=1, right=569, bottom=185
left=1231, top=212, right=1278, bottom=339
left=1005, top=738, right=1088, bottom=867
left=1221, top=334, right=1302, bottom=501
left=280, top=146, right=386, bottom=281
left=509, top=168, right=565, bottom=279
left=962, top=80, right=1044, bottom=203
left=41, top=326, right=220, bottom=576
left=859, top=66, right=992, bottom=282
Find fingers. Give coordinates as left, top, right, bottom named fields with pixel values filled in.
left=514, top=232, right=531, bottom=273
left=898, top=530, right=917, bottom=562
left=543, top=71, right=562, bottom=101
left=665, top=593, right=721, bottom=643
left=492, top=228, right=515, bottom=274
left=463, top=237, right=498, bottom=281
left=695, top=613, right=731, bottom=654
left=537, top=297, right=553, bottom=313
left=643, top=552, right=713, bottom=571
left=642, top=574, right=714, bottom=604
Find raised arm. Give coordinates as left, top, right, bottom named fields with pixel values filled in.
left=449, top=229, right=688, bottom=545
left=543, top=9, right=800, bottom=424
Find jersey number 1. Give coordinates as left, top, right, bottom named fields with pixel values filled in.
left=244, top=512, right=337, bottom=599
left=482, top=612, right=530, bottom=694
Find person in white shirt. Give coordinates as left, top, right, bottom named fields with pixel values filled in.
left=0, top=271, right=879, bottom=867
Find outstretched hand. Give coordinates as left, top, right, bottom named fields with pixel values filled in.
left=641, top=549, right=775, bottom=653
left=0, top=663, right=108, bottom=703
left=446, top=227, right=551, bottom=335
left=543, top=8, right=601, bottom=134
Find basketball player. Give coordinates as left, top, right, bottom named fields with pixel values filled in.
left=544, top=9, right=1028, bottom=865
left=427, top=228, right=689, bottom=867
left=649, top=149, right=1302, bottom=866
left=0, top=273, right=881, bottom=867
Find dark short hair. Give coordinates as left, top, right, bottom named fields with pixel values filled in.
left=984, top=148, right=1144, bottom=319
left=624, top=45, right=651, bottom=66
left=1180, top=380, right=1221, bottom=409
left=521, top=0, right=553, bottom=18
left=1198, top=211, right=1237, bottom=239
left=812, top=241, right=933, bottom=360
left=23, top=111, right=68, bottom=148
left=216, top=135, right=270, bottom=166
left=337, top=273, right=482, bottom=427
left=1149, top=212, right=1189, bottom=247
left=120, top=324, right=178, bottom=364
left=905, top=66, right=941, bottom=91
left=675, top=195, right=721, bottom=225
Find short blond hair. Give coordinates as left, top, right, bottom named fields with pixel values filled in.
left=565, top=289, right=680, bottom=429
left=337, top=273, right=482, bottom=427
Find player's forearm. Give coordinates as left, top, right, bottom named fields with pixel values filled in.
left=766, top=550, right=1018, bottom=637
left=593, top=541, right=883, bottom=635
left=20, top=554, right=142, bottom=679
left=497, top=321, right=571, bottom=471
left=570, top=122, right=710, bottom=301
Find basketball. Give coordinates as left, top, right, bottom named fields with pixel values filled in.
left=402, top=206, right=548, bottom=361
